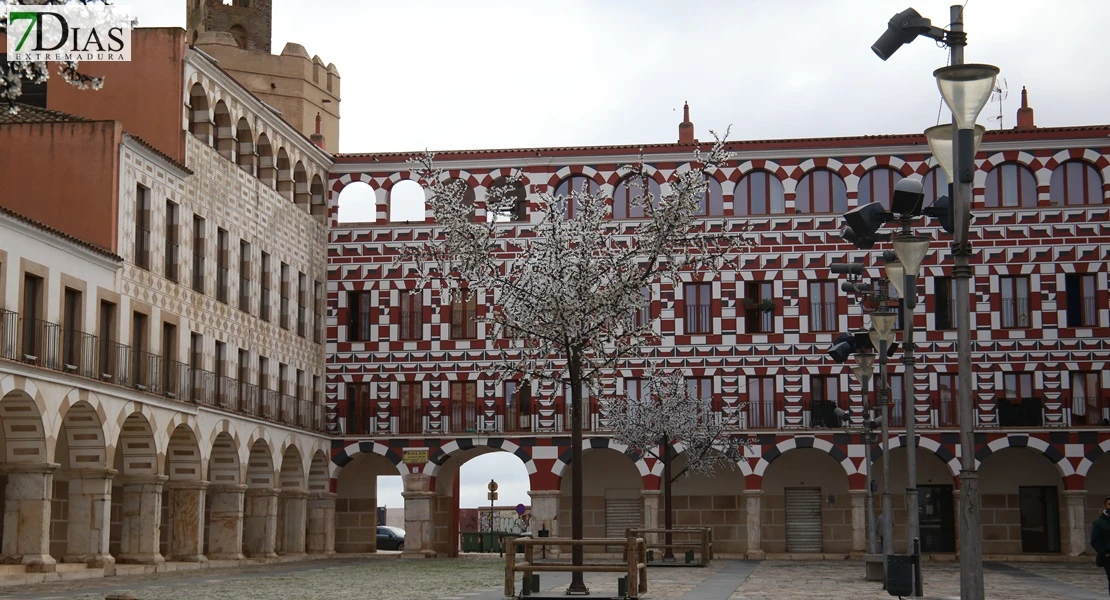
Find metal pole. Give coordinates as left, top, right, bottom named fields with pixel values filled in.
left=880, top=337, right=892, bottom=575
left=864, top=380, right=877, bottom=556
left=902, top=222, right=921, bottom=594
left=949, top=5, right=984, bottom=600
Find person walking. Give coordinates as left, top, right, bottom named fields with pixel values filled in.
left=1091, top=496, right=1110, bottom=596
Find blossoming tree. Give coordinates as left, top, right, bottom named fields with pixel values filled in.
left=601, top=370, right=747, bottom=560
left=407, top=131, right=751, bottom=591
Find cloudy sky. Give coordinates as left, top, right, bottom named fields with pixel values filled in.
left=124, top=1, right=1106, bottom=510
left=134, top=0, right=1108, bottom=155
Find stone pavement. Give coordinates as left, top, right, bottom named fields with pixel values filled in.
left=0, top=556, right=1108, bottom=600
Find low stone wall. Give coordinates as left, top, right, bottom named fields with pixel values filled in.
left=334, top=497, right=376, bottom=553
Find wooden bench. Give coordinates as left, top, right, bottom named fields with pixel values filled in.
left=504, top=537, right=647, bottom=598
left=627, top=527, right=713, bottom=566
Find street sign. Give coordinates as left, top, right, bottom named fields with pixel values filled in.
left=487, top=480, right=499, bottom=492
left=516, top=503, right=526, bottom=515
left=487, top=492, right=498, bottom=501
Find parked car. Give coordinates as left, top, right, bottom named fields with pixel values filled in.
left=376, top=526, right=406, bottom=551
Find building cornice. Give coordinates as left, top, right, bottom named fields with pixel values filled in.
left=122, top=134, right=193, bottom=179
left=0, top=210, right=122, bottom=269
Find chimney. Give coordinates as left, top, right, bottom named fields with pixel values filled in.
left=678, top=101, right=696, bottom=144
left=310, top=112, right=327, bottom=150
left=1015, top=86, right=1035, bottom=130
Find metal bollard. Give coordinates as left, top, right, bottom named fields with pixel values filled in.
left=647, top=550, right=654, bottom=563
left=684, top=549, right=694, bottom=564
left=617, top=576, right=627, bottom=597
left=530, top=574, right=540, bottom=593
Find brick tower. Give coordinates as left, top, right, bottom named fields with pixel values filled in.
left=186, top=0, right=273, bottom=52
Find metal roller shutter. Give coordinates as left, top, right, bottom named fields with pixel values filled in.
left=605, top=498, right=643, bottom=552
left=785, top=487, right=823, bottom=553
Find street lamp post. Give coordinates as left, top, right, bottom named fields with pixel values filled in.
left=871, top=307, right=898, bottom=575
left=851, top=353, right=878, bottom=556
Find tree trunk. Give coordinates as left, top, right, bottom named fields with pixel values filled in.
left=663, top=434, right=674, bottom=560
left=567, top=347, right=588, bottom=593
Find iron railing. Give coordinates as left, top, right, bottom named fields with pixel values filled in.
left=933, top=395, right=958, bottom=427
left=191, top=368, right=215, bottom=406
left=804, top=398, right=842, bottom=429
left=1068, top=396, right=1106, bottom=426
left=0, top=309, right=17, bottom=360
left=450, top=402, right=477, bottom=433
left=400, top=313, right=422, bottom=340
left=163, top=360, right=191, bottom=401
left=132, top=351, right=161, bottom=394
left=451, top=308, right=477, bottom=339
left=100, top=341, right=131, bottom=387
left=240, top=382, right=260, bottom=417
left=262, top=389, right=280, bottom=420
left=746, top=399, right=778, bottom=429
left=20, top=318, right=61, bottom=370
left=503, top=402, right=531, bottom=433
left=397, top=406, right=422, bottom=435
left=217, top=375, right=239, bottom=411
left=62, top=330, right=99, bottom=379
left=281, top=393, right=297, bottom=424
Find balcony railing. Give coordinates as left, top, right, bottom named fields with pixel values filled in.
left=745, top=307, right=774, bottom=334
left=298, top=399, right=314, bottom=428
left=163, top=360, right=192, bottom=401
left=397, top=406, right=422, bottom=435
left=503, top=402, right=531, bottom=433
left=132, top=351, right=162, bottom=394
left=281, top=393, right=297, bottom=424
left=809, top=302, right=837, bottom=332
left=217, top=375, right=239, bottom=411
left=804, top=398, right=842, bottom=429
left=63, top=330, right=99, bottom=379
left=191, top=368, right=215, bottom=406
left=100, top=341, right=131, bottom=387
left=746, top=399, right=778, bottom=429
left=262, top=389, right=280, bottom=420
left=562, top=401, right=598, bottom=432
left=313, top=403, right=325, bottom=431
left=450, top=402, right=477, bottom=433
left=996, top=396, right=1044, bottom=427
left=451, top=309, right=477, bottom=339
left=1067, top=396, right=1107, bottom=426
left=932, top=395, right=958, bottom=427
left=240, top=382, right=260, bottom=417
left=0, top=309, right=17, bottom=360
left=20, top=318, right=61, bottom=370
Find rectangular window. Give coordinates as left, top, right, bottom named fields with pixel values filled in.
left=237, top=348, right=249, bottom=395
left=346, top=383, right=373, bottom=435
left=347, top=291, right=372, bottom=341
left=190, top=333, right=202, bottom=403
left=686, top=377, right=713, bottom=421
left=297, top=272, right=307, bottom=337
left=563, top=381, right=592, bottom=430
left=216, top=228, right=229, bottom=303
left=20, top=273, right=43, bottom=361
left=450, top=294, right=478, bottom=339
left=890, top=374, right=905, bottom=427
left=450, top=381, right=477, bottom=432
left=239, top=240, right=251, bottom=312
left=398, top=381, right=422, bottom=434
left=135, top=184, right=151, bottom=270
left=313, top=280, right=324, bottom=344
left=164, top=200, right=179, bottom=282
left=998, top=372, right=1039, bottom=427
left=1000, top=276, right=1031, bottom=329
left=809, top=375, right=840, bottom=428
left=632, top=287, right=651, bottom=329
left=214, top=340, right=226, bottom=381
left=160, top=322, right=176, bottom=394
left=257, top=356, right=269, bottom=390
left=934, top=277, right=958, bottom=330
left=296, top=369, right=304, bottom=402
left=280, top=263, right=290, bottom=329
left=1065, top=273, right=1098, bottom=328
left=260, top=252, right=271, bottom=322
left=683, top=282, right=712, bottom=334
left=131, top=311, right=148, bottom=390
left=192, top=215, right=205, bottom=293
left=98, top=301, right=117, bottom=381
left=399, top=291, right=423, bottom=340
left=744, top=281, right=775, bottom=334
left=936, top=373, right=957, bottom=426
left=278, top=363, right=288, bottom=396
left=504, top=380, right=532, bottom=432
left=808, top=280, right=837, bottom=332
left=62, top=287, right=81, bottom=369
left=1070, top=371, right=1102, bottom=426
left=748, top=377, right=777, bottom=428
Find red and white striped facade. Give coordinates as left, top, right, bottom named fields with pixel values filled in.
left=324, top=123, right=1110, bottom=556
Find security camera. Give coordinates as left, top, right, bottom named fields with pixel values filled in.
left=891, top=177, right=925, bottom=216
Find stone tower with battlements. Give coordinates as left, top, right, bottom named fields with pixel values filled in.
left=186, top=0, right=341, bottom=151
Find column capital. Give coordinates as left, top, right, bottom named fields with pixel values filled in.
left=308, top=491, right=337, bottom=501
left=742, top=489, right=764, bottom=498
left=66, top=467, right=118, bottom=480
left=849, top=489, right=869, bottom=497
left=245, top=487, right=281, bottom=498
left=118, top=474, right=169, bottom=487
left=167, top=479, right=210, bottom=492
left=401, top=491, right=436, bottom=500
left=640, top=490, right=662, bottom=498
left=0, top=461, right=59, bottom=475
left=527, top=490, right=561, bottom=499
left=280, top=489, right=309, bottom=500
left=1062, top=489, right=1088, bottom=498
left=209, top=483, right=248, bottom=494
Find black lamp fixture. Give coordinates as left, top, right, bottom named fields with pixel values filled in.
left=871, top=7, right=951, bottom=61
left=841, top=203, right=892, bottom=250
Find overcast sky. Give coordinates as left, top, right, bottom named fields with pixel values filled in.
left=133, top=0, right=1108, bottom=155
left=123, top=0, right=1108, bottom=514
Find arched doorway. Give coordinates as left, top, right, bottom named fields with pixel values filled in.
left=979, top=447, right=1065, bottom=554
left=52, top=397, right=108, bottom=566
left=163, top=424, right=204, bottom=561
left=761, top=448, right=850, bottom=554
left=305, top=450, right=332, bottom=554
left=111, top=412, right=163, bottom=564
left=670, top=450, right=746, bottom=554
left=559, top=447, right=643, bottom=551
left=277, top=445, right=306, bottom=555
left=871, top=446, right=957, bottom=553
left=0, top=384, right=51, bottom=569
left=434, top=447, right=532, bottom=556
left=334, top=451, right=402, bottom=553
left=243, top=439, right=277, bottom=558
left=206, top=431, right=243, bottom=560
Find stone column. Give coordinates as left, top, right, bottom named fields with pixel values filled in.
left=952, top=488, right=961, bottom=548
left=1, top=462, right=59, bottom=572
left=243, top=488, right=279, bottom=558
left=207, top=484, right=246, bottom=560
left=117, top=474, right=168, bottom=565
left=1063, top=490, right=1087, bottom=557
left=743, top=489, right=764, bottom=559
left=280, top=490, right=308, bottom=556
left=167, top=480, right=209, bottom=562
left=63, top=468, right=116, bottom=568
left=640, top=490, right=661, bottom=547
left=306, top=492, right=336, bottom=555
left=849, top=490, right=867, bottom=553
left=401, top=491, right=437, bottom=557
left=528, top=489, right=561, bottom=558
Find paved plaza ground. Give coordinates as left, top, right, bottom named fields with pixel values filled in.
left=0, top=556, right=1106, bottom=600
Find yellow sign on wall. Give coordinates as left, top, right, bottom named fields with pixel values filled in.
left=402, top=449, right=428, bottom=464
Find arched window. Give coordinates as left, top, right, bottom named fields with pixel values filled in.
left=694, top=174, right=724, bottom=216
left=923, top=166, right=948, bottom=207
left=554, top=174, right=598, bottom=218
left=212, top=100, right=233, bottom=158
left=310, top=175, right=326, bottom=220
left=235, top=117, right=254, bottom=174
left=1050, top=160, right=1102, bottom=206
left=187, top=83, right=211, bottom=143
left=487, top=177, right=527, bottom=222
left=443, top=178, right=477, bottom=221
left=229, top=25, right=247, bottom=50
left=858, top=167, right=903, bottom=211
left=795, top=169, right=847, bottom=214
left=276, top=148, right=292, bottom=201
left=390, top=180, right=426, bottom=222
left=256, top=133, right=275, bottom=189
left=293, top=161, right=309, bottom=210
left=337, top=181, right=375, bottom=224
left=735, top=170, right=785, bottom=216
left=984, top=163, right=1037, bottom=208
left=612, top=175, right=661, bottom=219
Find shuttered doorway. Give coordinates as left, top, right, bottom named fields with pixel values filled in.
left=784, top=487, right=823, bottom=553
left=605, top=498, right=643, bottom=553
